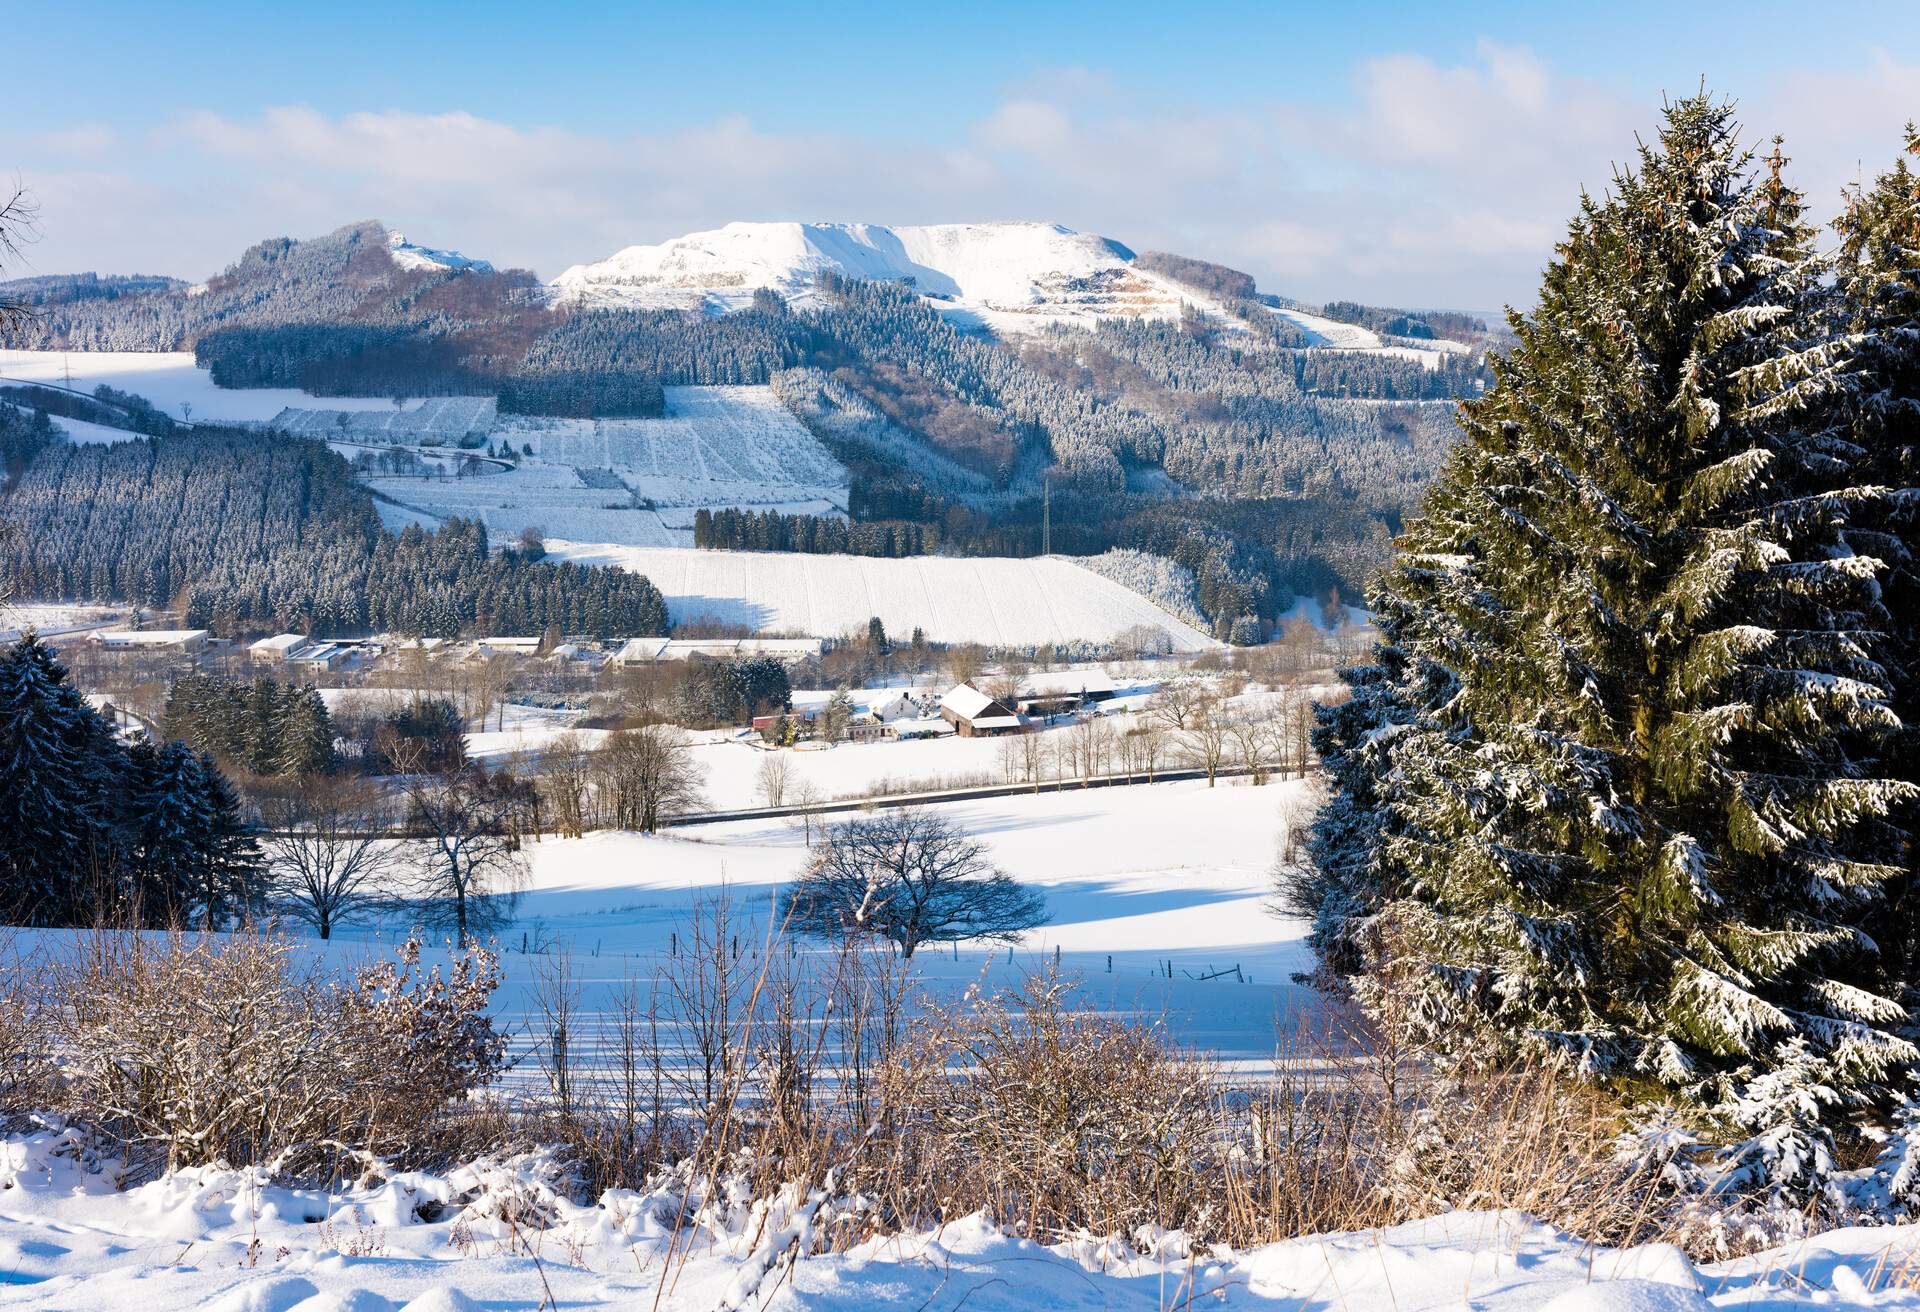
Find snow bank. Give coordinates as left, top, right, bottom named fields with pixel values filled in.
left=3, top=1123, right=1914, bottom=1311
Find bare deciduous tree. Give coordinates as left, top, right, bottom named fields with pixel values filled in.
left=1180, top=685, right=1233, bottom=786
left=783, top=808, right=1047, bottom=958
left=1229, top=708, right=1280, bottom=785
left=0, top=187, right=38, bottom=334
left=786, top=779, right=826, bottom=846
left=597, top=724, right=706, bottom=832
left=539, top=731, right=594, bottom=838
left=1073, top=714, right=1114, bottom=785
left=997, top=728, right=1046, bottom=791
left=1151, top=679, right=1203, bottom=734
left=755, top=752, right=792, bottom=809
left=257, top=775, right=401, bottom=939
left=404, top=769, right=529, bottom=946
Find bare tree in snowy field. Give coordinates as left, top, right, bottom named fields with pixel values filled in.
left=1179, top=685, right=1234, bottom=786
left=755, top=752, right=792, bottom=809
left=786, top=778, right=826, bottom=846
left=403, top=768, right=528, bottom=946
left=782, top=808, right=1047, bottom=958
left=596, top=724, right=705, bottom=832
left=257, top=775, right=401, bottom=940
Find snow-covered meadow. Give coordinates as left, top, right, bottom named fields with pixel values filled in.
left=538, top=545, right=1217, bottom=649
left=0, top=350, right=428, bottom=424
left=363, top=386, right=850, bottom=548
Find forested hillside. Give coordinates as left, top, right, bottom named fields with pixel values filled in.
left=0, top=426, right=669, bottom=637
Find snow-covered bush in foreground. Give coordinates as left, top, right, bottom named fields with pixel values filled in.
left=9, top=929, right=504, bottom=1171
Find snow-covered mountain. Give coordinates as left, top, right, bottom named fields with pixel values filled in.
left=387, top=229, right=493, bottom=273
left=551, top=220, right=1226, bottom=332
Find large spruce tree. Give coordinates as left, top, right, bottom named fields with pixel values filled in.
left=1307, top=95, right=1918, bottom=1136
left=1832, top=125, right=1920, bottom=1012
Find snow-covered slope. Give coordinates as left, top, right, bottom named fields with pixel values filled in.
left=387, top=229, right=493, bottom=273
left=539, top=544, right=1218, bottom=649
left=552, top=220, right=1224, bottom=332
left=1269, top=305, right=1473, bottom=371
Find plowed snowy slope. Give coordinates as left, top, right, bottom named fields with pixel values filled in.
left=544, top=544, right=1215, bottom=648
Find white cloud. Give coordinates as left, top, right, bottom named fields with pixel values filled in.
left=11, top=46, right=1919, bottom=311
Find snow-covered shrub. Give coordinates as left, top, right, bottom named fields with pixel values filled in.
left=913, top=967, right=1221, bottom=1239
left=48, top=930, right=504, bottom=1172
left=0, top=935, right=55, bottom=1111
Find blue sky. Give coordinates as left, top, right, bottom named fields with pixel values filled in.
left=7, top=1, right=1919, bottom=307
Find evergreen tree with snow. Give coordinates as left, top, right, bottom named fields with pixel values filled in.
left=126, top=740, right=216, bottom=923
left=197, top=752, right=263, bottom=930
left=1304, top=96, right=1919, bottom=1141
left=0, top=634, right=120, bottom=923
left=1831, top=125, right=1920, bottom=1014
left=275, top=685, right=336, bottom=777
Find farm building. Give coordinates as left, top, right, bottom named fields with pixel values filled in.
left=870, top=690, right=930, bottom=724
left=83, top=694, right=151, bottom=743
left=845, top=712, right=889, bottom=743
left=473, top=636, right=544, bottom=655
left=939, top=684, right=1023, bottom=737
left=1015, top=668, right=1118, bottom=716
left=249, top=633, right=309, bottom=663
left=614, top=637, right=824, bottom=667
left=288, top=642, right=349, bottom=672
left=89, top=629, right=209, bottom=653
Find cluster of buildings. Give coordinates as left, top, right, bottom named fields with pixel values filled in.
left=613, top=637, right=825, bottom=666
left=937, top=669, right=1119, bottom=736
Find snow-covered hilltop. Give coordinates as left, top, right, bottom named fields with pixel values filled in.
left=551, top=220, right=1221, bottom=332
left=387, top=228, right=493, bottom=273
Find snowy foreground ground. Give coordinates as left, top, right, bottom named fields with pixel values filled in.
left=6, top=782, right=1920, bottom=1305
left=4, top=1134, right=1918, bottom=1310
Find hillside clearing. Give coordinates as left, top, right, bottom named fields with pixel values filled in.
left=540, top=544, right=1217, bottom=647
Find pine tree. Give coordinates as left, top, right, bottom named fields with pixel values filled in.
left=1832, top=125, right=1920, bottom=1015
left=127, top=740, right=215, bottom=923
left=198, top=752, right=264, bottom=929
left=1306, top=96, right=1918, bottom=1138
left=0, top=634, right=119, bottom=923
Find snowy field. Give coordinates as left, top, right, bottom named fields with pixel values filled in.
left=366, top=386, right=849, bottom=547
left=464, top=682, right=1214, bottom=811
left=368, top=461, right=688, bottom=546
left=539, top=545, right=1218, bottom=648
left=1267, top=306, right=1472, bottom=370
left=0, top=602, right=126, bottom=642
left=463, top=777, right=1312, bottom=1071
left=46, top=413, right=130, bottom=445
left=0, top=349, right=432, bottom=423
